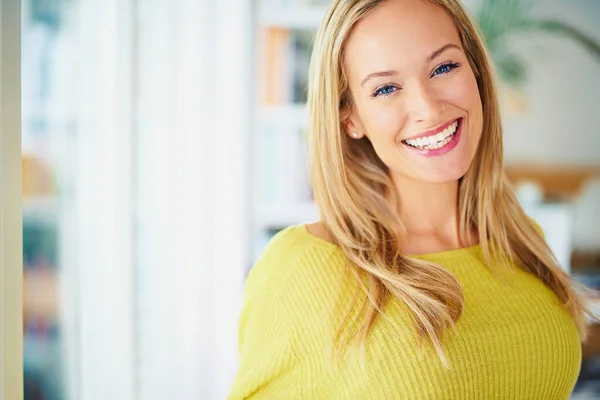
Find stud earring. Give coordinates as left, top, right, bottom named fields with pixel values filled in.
left=352, top=132, right=359, bottom=138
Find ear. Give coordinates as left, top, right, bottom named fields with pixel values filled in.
left=342, top=110, right=365, bottom=139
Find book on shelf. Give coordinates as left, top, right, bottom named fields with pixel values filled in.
left=258, top=27, right=314, bottom=105
left=22, top=154, right=56, bottom=198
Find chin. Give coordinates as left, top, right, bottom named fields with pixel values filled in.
left=417, top=159, right=474, bottom=184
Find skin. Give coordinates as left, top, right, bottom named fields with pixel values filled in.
left=309, top=0, right=484, bottom=254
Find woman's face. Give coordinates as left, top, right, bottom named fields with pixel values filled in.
left=343, top=0, right=483, bottom=185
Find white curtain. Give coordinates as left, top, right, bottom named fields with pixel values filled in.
left=62, top=0, right=136, bottom=399
left=60, top=0, right=250, bottom=398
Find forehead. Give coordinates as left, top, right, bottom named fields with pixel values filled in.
left=344, top=0, right=462, bottom=77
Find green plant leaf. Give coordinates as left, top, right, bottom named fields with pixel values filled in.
left=520, top=19, right=600, bottom=62
left=474, top=0, right=600, bottom=86
left=494, top=52, right=527, bottom=86
left=476, top=0, right=533, bottom=50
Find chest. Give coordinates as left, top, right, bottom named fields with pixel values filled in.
left=318, top=266, right=581, bottom=399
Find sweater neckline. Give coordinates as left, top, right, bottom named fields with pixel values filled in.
left=297, top=224, right=481, bottom=261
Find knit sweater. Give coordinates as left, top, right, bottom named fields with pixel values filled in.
left=228, top=224, right=581, bottom=399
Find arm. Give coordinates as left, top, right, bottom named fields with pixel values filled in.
left=227, top=274, right=303, bottom=399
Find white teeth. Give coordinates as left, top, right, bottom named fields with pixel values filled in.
left=403, top=119, right=460, bottom=150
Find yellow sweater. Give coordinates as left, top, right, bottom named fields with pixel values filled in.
left=228, top=225, right=581, bottom=399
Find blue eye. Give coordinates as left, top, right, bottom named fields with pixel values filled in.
left=372, top=85, right=399, bottom=97
left=432, top=62, right=460, bottom=77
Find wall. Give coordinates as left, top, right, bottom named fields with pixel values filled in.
left=464, top=0, right=600, bottom=250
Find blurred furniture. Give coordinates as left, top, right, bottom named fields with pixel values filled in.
left=505, top=165, right=598, bottom=201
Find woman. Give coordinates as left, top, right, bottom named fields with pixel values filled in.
left=229, top=0, right=592, bottom=398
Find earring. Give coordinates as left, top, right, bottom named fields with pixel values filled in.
left=352, top=132, right=359, bottom=138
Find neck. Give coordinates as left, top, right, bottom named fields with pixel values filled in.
left=391, top=174, right=463, bottom=245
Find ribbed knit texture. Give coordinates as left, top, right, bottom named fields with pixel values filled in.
left=228, top=225, right=581, bottom=399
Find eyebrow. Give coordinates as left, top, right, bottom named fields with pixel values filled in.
left=427, top=43, right=461, bottom=63
left=360, top=43, right=462, bottom=87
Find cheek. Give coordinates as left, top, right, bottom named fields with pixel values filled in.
left=447, top=72, right=483, bottom=145
left=448, top=72, right=481, bottom=114
left=362, top=102, right=407, bottom=144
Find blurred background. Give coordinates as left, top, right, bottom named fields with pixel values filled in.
left=20, top=0, right=600, bottom=399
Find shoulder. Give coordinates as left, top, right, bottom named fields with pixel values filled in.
left=244, top=224, right=353, bottom=323
left=246, top=224, right=342, bottom=297
left=242, top=224, right=356, bottom=341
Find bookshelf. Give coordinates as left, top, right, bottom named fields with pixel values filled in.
left=21, top=0, right=69, bottom=394
left=251, top=2, right=327, bottom=265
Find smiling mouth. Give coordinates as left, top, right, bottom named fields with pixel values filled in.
left=401, top=118, right=461, bottom=150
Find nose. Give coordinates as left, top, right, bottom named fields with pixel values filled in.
left=407, top=80, right=445, bottom=124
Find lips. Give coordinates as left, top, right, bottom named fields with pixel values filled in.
left=401, top=118, right=463, bottom=156
left=402, top=118, right=460, bottom=150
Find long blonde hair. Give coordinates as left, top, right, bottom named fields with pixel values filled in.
left=307, top=0, right=591, bottom=365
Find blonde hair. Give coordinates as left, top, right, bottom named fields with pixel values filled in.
left=307, top=0, right=592, bottom=366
